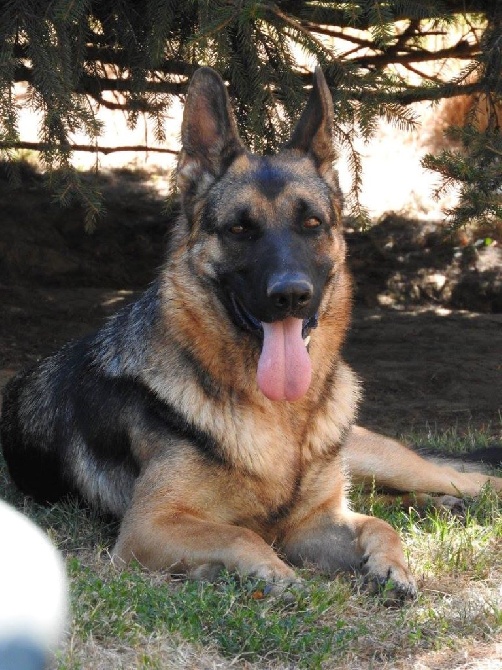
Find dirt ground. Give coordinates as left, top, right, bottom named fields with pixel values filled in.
left=0, top=165, right=501, bottom=439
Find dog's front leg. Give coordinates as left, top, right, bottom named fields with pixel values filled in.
left=111, top=460, right=297, bottom=583
left=113, top=511, right=296, bottom=582
left=282, top=509, right=416, bottom=599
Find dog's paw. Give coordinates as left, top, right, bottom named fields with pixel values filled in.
left=188, top=558, right=298, bottom=584
left=244, top=560, right=298, bottom=584
left=261, top=578, right=304, bottom=604
left=435, top=495, right=466, bottom=515
left=360, top=553, right=417, bottom=604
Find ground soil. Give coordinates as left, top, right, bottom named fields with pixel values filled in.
left=0, top=165, right=501, bottom=439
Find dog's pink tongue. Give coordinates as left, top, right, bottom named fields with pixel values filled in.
left=257, top=317, right=311, bottom=402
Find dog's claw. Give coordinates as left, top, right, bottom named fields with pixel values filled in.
left=360, top=555, right=417, bottom=605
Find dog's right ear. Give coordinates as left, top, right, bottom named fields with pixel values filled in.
left=177, top=68, right=245, bottom=197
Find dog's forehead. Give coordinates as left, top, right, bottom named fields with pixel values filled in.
left=213, top=153, right=332, bottom=215
left=232, top=153, right=318, bottom=185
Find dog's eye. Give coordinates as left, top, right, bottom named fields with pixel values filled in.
left=228, top=224, right=247, bottom=235
left=303, top=217, right=322, bottom=229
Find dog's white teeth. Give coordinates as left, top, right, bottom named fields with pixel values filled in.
left=303, top=335, right=311, bottom=347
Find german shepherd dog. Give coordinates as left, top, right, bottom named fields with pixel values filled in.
left=2, top=68, right=501, bottom=599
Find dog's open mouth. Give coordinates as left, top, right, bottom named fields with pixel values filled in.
left=229, top=294, right=318, bottom=402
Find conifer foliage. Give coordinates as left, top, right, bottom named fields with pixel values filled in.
left=0, top=1, right=500, bottom=227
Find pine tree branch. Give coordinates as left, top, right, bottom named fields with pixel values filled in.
left=289, top=68, right=489, bottom=105
left=350, top=40, right=478, bottom=69
left=402, top=62, right=444, bottom=83
left=14, top=44, right=481, bottom=107
left=264, top=3, right=334, bottom=59
left=14, top=65, right=186, bottom=97
left=13, top=45, right=196, bottom=85
left=300, top=22, right=374, bottom=48
left=0, top=141, right=178, bottom=156
left=486, top=144, right=502, bottom=157
left=352, top=80, right=488, bottom=105
left=279, top=0, right=496, bottom=30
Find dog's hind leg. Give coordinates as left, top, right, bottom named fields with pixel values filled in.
left=344, top=426, right=502, bottom=497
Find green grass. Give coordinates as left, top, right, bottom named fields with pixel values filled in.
left=68, top=565, right=360, bottom=667
left=402, top=420, right=501, bottom=455
left=1, top=426, right=501, bottom=669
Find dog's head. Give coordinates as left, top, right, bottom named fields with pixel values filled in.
left=177, top=67, right=348, bottom=402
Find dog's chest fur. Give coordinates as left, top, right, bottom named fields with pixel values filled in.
left=142, top=328, right=358, bottom=480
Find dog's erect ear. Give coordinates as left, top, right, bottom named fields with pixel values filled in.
left=285, top=68, right=336, bottom=176
left=177, top=67, right=245, bottom=195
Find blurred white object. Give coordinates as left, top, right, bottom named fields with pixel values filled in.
left=0, top=500, right=67, bottom=669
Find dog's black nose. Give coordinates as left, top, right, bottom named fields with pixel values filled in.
left=266, top=273, right=314, bottom=314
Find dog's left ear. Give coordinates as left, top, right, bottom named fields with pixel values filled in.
left=285, top=68, right=336, bottom=177
left=177, top=67, right=245, bottom=197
